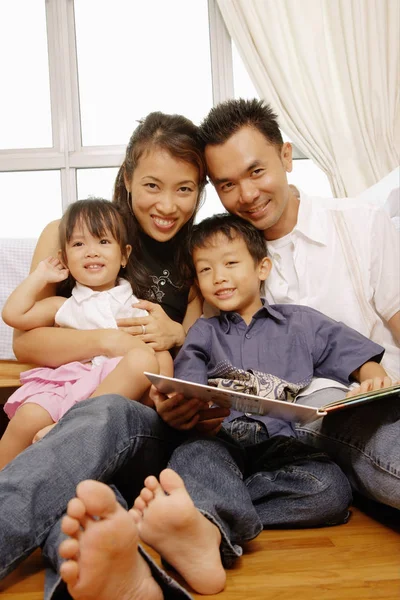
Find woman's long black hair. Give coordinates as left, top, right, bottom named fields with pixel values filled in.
left=113, top=112, right=207, bottom=299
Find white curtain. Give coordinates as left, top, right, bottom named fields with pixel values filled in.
left=216, top=0, right=399, bottom=197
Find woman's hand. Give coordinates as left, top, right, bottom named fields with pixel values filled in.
left=346, top=376, right=394, bottom=398
left=117, top=300, right=185, bottom=351
left=101, top=329, right=153, bottom=358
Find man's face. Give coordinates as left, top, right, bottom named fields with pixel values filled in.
left=205, top=126, right=295, bottom=238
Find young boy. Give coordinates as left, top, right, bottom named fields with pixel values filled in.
left=139, top=213, right=393, bottom=590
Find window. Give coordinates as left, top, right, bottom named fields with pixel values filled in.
left=74, top=0, right=213, bottom=147
left=0, top=0, right=332, bottom=240
left=0, top=1, right=52, bottom=150
left=0, top=171, right=61, bottom=238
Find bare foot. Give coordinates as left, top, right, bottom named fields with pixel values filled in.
left=132, top=468, right=226, bottom=595
left=59, top=480, right=163, bottom=600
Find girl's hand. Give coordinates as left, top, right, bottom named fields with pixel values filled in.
left=346, top=376, right=393, bottom=398
left=117, top=300, right=185, bottom=351
left=36, top=256, right=69, bottom=284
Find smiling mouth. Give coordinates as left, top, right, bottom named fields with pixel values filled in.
left=152, top=216, right=176, bottom=229
left=215, top=288, right=235, bottom=298
left=244, top=200, right=270, bottom=217
left=84, top=264, right=104, bottom=270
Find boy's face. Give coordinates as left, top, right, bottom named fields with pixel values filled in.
left=205, top=126, right=297, bottom=240
left=193, top=233, right=271, bottom=323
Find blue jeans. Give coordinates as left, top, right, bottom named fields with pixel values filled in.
left=295, top=389, right=400, bottom=509
left=0, top=395, right=192, bottom=599
left=168, top=417, right=352, bottom=567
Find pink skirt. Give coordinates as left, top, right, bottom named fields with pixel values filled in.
left=4, top=358, right=122, bottom=422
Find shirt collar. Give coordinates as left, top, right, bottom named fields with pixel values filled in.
left=72, top=278, right=133, bottom=304
left=293, top=190, right=329, bottom=246
left=219, top=298, right=284, bottom=332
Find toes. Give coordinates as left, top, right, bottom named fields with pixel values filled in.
left=61, top=515, right=82, bottom=538
left=60, top=559, right=79, bottom=587
left=59, top=538, right=79, bottom=560
left=75, top=480, right=118, bottom=518
left=140, top=487, right=155, bottom=504
left=144, top=475, right=165, bottom=498
left=133, top=496, right=147, bottom=514
left=129, top=507, right=141, bottom=524
left=67, top=497, right=86, bottom=520
left=159, top=469, right=186, bottom=494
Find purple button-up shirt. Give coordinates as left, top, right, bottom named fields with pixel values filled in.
left=174, top=301, right=384, bottom=438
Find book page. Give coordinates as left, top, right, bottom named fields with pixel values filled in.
left=144, top=372, right=321, bottom=425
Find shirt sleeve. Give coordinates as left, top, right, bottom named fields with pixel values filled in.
left=310, top=310, right=385, bottom=384
left=173, top=320, right=210, bottom=385
left=369, top=207, right=400, bottom=322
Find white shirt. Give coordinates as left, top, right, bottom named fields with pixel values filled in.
left=266, top=233, right=298, bottom=303
left=263, top=191, right=400, bottom=380
left=56, top=278, right=147, bottom=366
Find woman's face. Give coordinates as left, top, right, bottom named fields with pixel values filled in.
left=127, top=148, right=200, bottom=242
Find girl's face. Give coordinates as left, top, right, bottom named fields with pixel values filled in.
left=64, top=222, right=131, bottom=292
left=127, top=148, right=200, bottom=242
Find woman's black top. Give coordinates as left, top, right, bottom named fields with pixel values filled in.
left=139, top=231, right=190, bottom=324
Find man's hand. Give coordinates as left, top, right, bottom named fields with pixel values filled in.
left=346, top=376, right=393, bottom=398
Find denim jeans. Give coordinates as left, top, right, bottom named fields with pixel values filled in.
left=168, top=417, right=352, bottom=567
left=294, top=389, right=400, bottom=509
left=0, top=394, right=192, bottom=599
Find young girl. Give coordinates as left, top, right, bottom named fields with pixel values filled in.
left=0, top=198, right=172, bottom=468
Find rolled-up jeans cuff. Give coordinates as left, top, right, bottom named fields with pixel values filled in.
left=198, top=509, right=250, bottom=568
left=44, top=545, right=193, bottom=600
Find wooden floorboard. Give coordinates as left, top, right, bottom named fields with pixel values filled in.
left=1, top=506, right=399, bottom=599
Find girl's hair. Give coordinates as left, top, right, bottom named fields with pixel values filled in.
left=57, top=198, right=137, bottom=297
left=113, top=111, right=207, bottom=298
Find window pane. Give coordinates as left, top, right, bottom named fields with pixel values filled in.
left=288, top=160, right=332, bottom=197
left=74, top=0, right=213, bottom=146
left=0, top=171, right=62, bottom=238
left=0, top=1, right=52, bottom=149
left=196, top=185, right=225, bottom=224
left=77, top=168, right=119, bottom=202
left=232, top=41, right=259, bottom=102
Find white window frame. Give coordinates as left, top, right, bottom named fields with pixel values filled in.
left=0, top=0, right=305, bottom=215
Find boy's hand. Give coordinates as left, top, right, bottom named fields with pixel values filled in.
left=346, top=376, right=393, bottom=398
left=150, top=386, right=209, bottom=430
left=195, top=407, right=230, bottom=436
left=36, top=256, right=69, bottom=284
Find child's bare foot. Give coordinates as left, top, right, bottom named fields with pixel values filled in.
left=59, top=480, right=163, bottom=600
left=132, top=468, right=226, bottom=595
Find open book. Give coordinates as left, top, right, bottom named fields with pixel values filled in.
left=144, top=372, right=400, bottom=425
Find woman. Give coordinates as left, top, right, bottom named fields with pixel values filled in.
left=0, top=112, right=212, bottom=600
left=13, top=111, right=206, bottom=366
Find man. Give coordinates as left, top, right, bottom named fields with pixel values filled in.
left=198, top=98, right=400, bottom=509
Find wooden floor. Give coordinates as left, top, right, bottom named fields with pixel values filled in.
left=1, top=505, right=399, bottom=600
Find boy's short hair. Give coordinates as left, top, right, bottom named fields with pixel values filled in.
left=189, top=213, right=267, bottom=265
left=198, top=98, right=283, bottom=149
